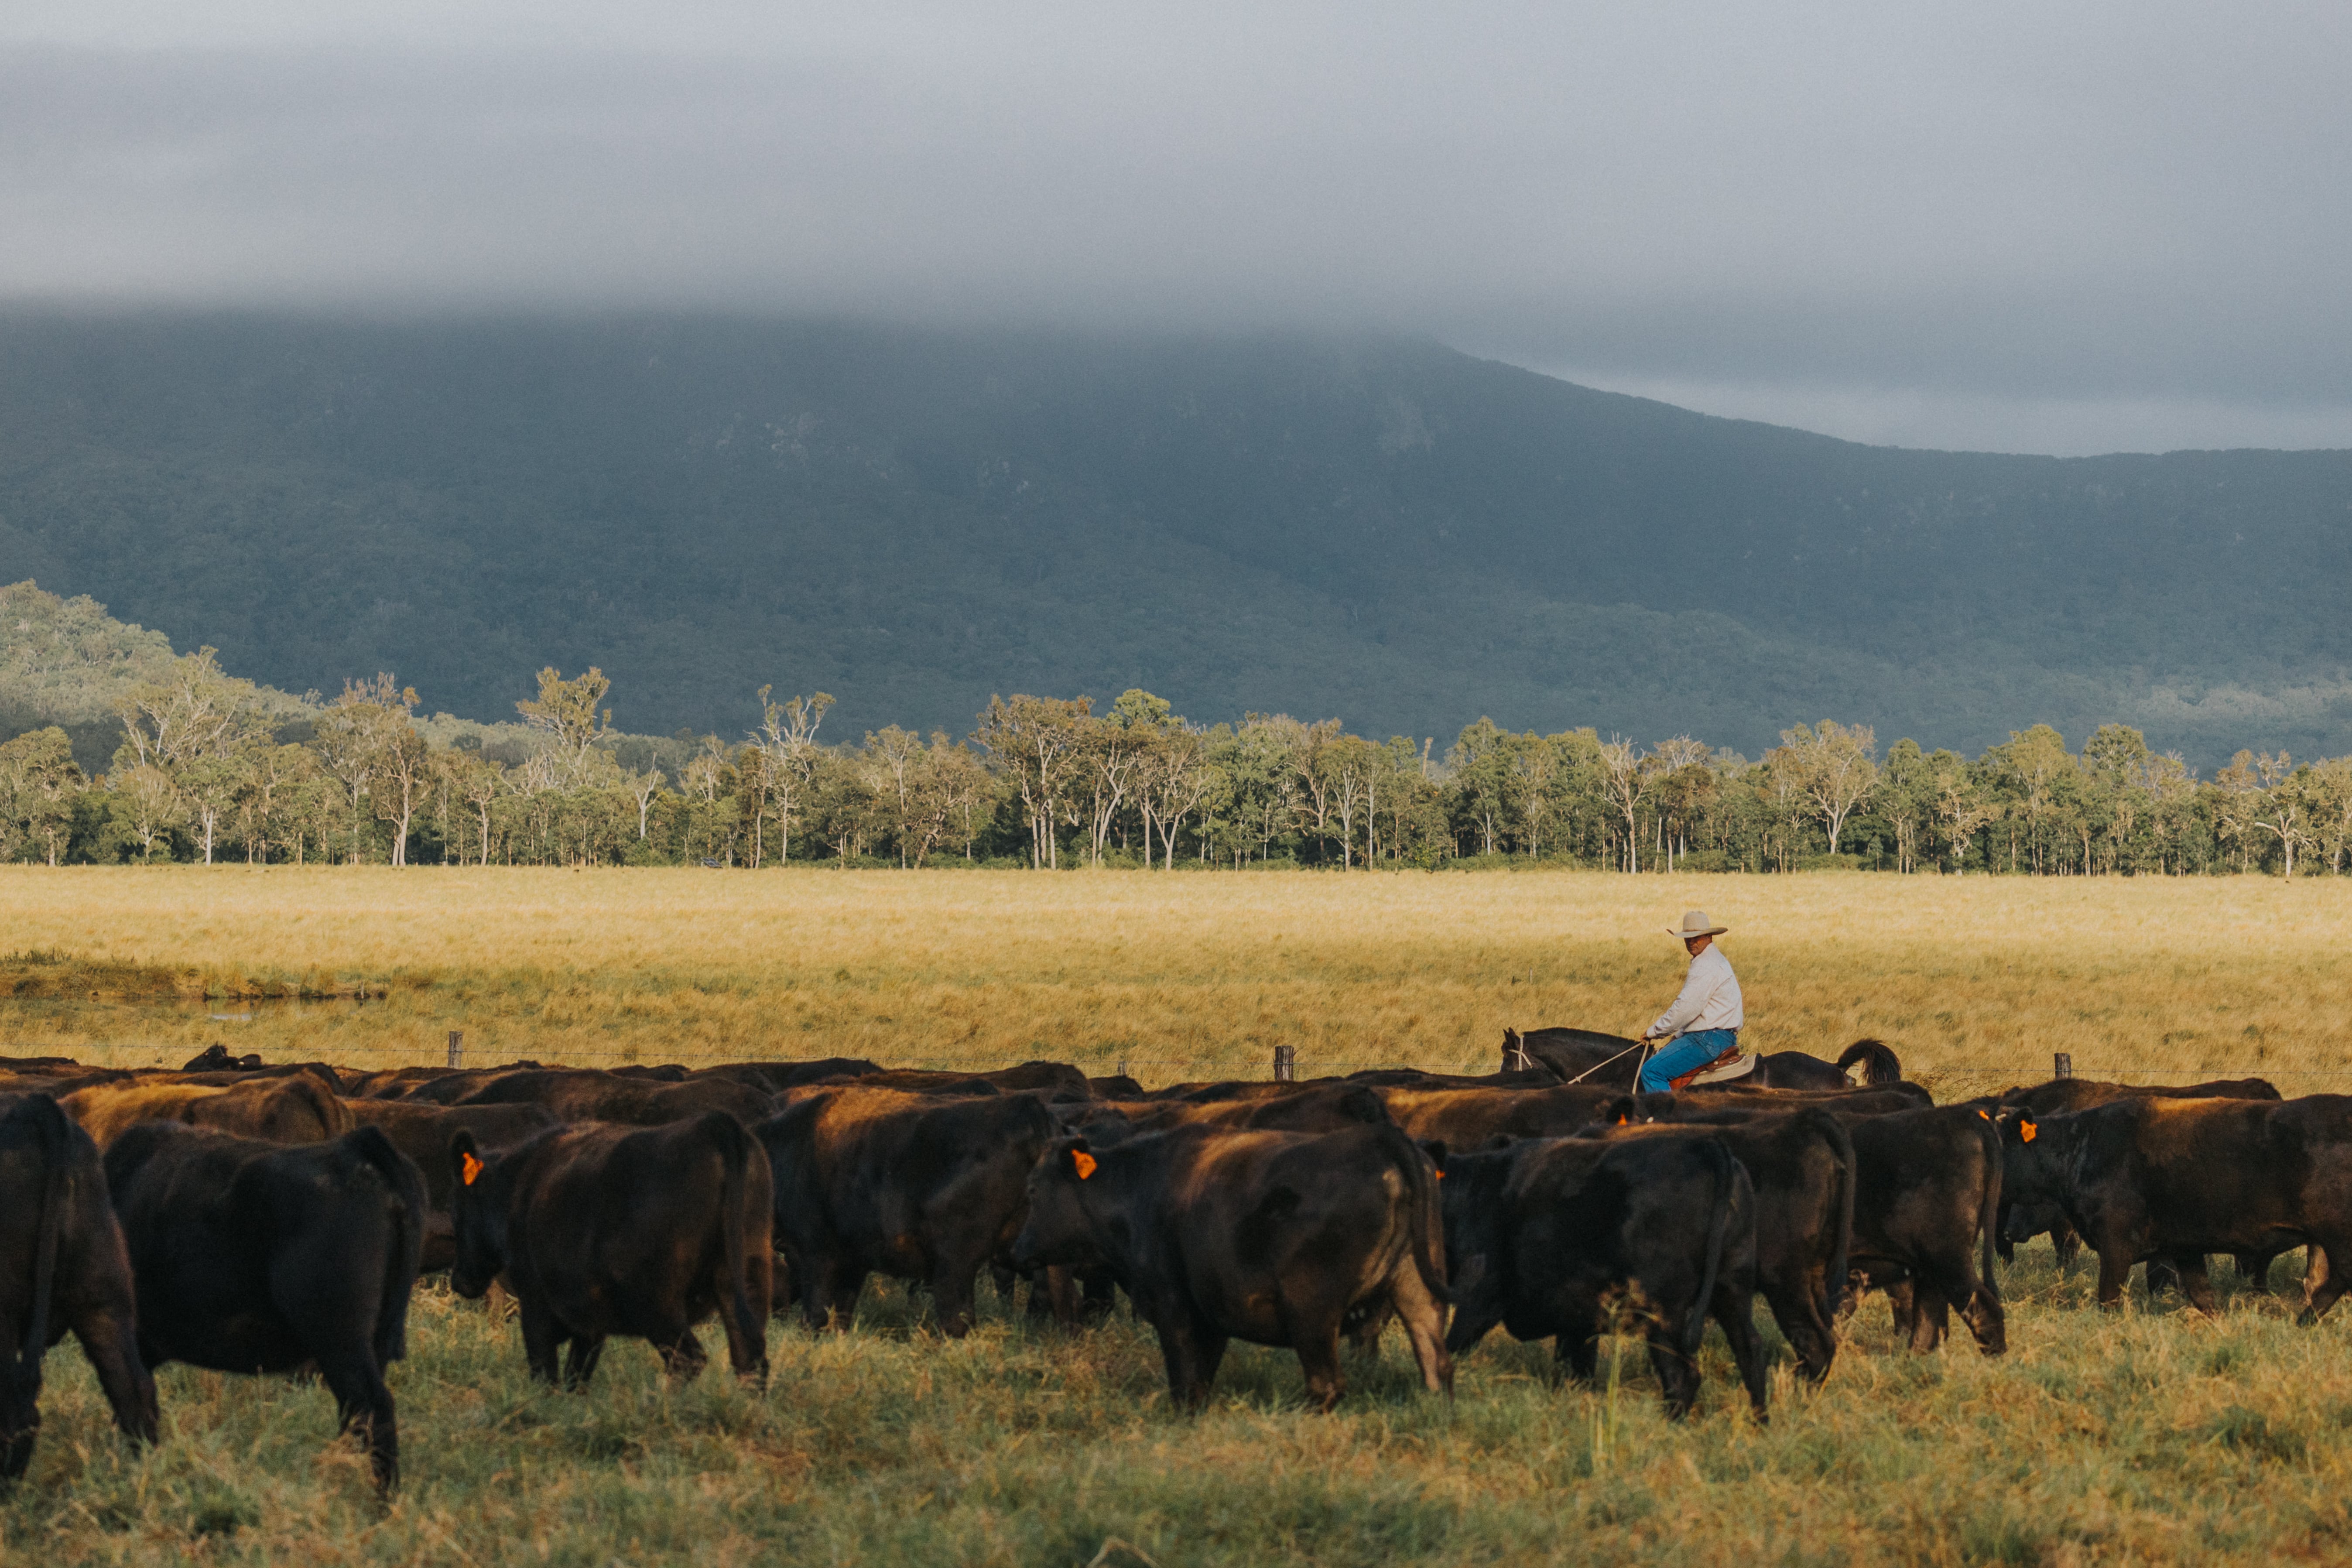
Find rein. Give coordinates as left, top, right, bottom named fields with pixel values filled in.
left=1565, top=1037, right=1653, bottom=1085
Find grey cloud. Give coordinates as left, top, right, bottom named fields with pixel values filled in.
left=2, top=2, right=2348, bottom=453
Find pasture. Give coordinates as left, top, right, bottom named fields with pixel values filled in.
left=3, top=867, right=2352, bottom=1565
left=2, top=866, right=2348, bottom=1090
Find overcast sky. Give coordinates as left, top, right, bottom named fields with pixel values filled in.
left=4, top=2, right=2347, bottom=454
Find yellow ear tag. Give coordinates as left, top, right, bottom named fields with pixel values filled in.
left=461, top=1151, right=485, bottom=1187
left=1071, top=1150, right=1098, bottom=1180
left=2020, top=1122, right=2037, bottom=1143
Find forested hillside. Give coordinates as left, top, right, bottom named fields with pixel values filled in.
left=1, top=313, right=2348, bottom=765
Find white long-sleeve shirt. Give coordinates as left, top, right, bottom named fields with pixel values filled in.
left=1649, top=944, right=1743, bottom=1039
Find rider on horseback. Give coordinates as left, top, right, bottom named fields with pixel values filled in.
left=1638, top=911, right=1743, bottom=1093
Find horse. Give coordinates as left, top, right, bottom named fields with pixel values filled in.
left=1501, top=1028, right=1904, bottom=1092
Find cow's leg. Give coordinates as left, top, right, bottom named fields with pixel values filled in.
left=313, top=1345, right=398, bottom=1496
left=1760, top=1275, right=1836, bottom=1385
left=2175, top=1254, right=2221, bottom=1316
left=1294, top=1323, right=1350, bottom=1414
left=2094, top=1249, right=2134, bottom=1310
left=1882, top=1275, right=1921, bottom=1345
left=2052, top=1223, right=2082, bottom=1274
left=70, top=1306, right=158, bottom=1445
left=1039, top=1267, right=1082, bottom=1328
left=1080, top=1267, right=1120, bottom=1323
left=519, top=1298, right=565, bottom=1383
left=1344, top=1300, right=1393, bottom=1359
left=1712, top=1289, right=1770, bottom=1421
left=652, top=1326, right=709, bottom=1385
left=561, top=1334, right=608, bottom=1390
left=1555, top=1331, right=1600, bottom=1385
left=2299, top=1244, right=2347, bottom=1324
left=2236, top=1250, right=2276, bottom=1296
left=926, top=1258, right=983, bottom=1339
left=1905, top=1282, right=1949, bottom=1353
left=1388, top=1267, right=1454, bottom=1397
left=1152, top=1310, right=1229, bottom=1410
left=800, top=1257, right=868, bottom=1333
left=1645, top=1327, right=1702, bottom=1419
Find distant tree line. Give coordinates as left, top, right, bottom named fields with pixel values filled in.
left=3, top=650, right=2349, bottom=876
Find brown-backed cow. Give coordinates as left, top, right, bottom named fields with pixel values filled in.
left=757, top=1088, right=1061, bottom=1335
left=452, top=1069, right=772, bottom=1126
left=62, top=1076, right=354, bottom=1148
left=1998, top=1094, right=2352, bottom=1319
left=0, top=1095, right=156, bottom=1477
left=1375, top=1085, right=1620, bottom=1147
left=448, top=1114, right=773, bottom=1387
left=104, top=1122, right=425, bottom=1494
left=1010, top=1122, right=1453, bottom=1411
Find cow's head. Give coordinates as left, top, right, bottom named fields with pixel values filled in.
left=445, top=1129, right=508, bottom=1300
left=1010, top=1137, right=1104, bottom=1271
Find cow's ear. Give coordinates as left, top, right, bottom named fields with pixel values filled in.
left=450, top=1129, right=485, bottom=1188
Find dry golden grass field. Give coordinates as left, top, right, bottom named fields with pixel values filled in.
left=5, top=866, right=2352, bottom=1566
left=3, top=866, right=2349, bottom=1094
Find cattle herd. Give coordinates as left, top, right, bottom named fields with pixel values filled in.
left=0, top=1028, right=2328, bottom=1502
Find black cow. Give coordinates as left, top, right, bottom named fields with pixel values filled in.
left=448, top=1114, right=774, bottom=1387
left=1997, top=1095, right=2352, bottom=1319
left=1988, top=1077, right=2284, bottom=1285
left=757, top=1087, right=1061, bottom=1335
left=1436, top=1133, right=1767, bottom=1420
left=1010, top=1122, right=1453, bottom=1411
left=1582, top=1108, right=1854, bottom=1383
left=104, top=1122, right=425, bottom=1493
left=1647, top=1100, right=2005, bottom=1354
left=0, top=1096, right=157, bottom=1478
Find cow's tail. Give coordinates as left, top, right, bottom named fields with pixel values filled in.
left=347, top=1125, right=422, bottom=1364
left=707, top=1115, right=762, bottom=1353
left=1383, top=1125, right=1456, bottom=1306
left=1799, top=1108, right=1855, bottom=1319
left=1973, top=1112, right=2004, bottom=1298
left=13, top=1097, right=73, bottom=1383
left=1837, top=1039, right=1903, bottom=1087
left=1685, top=1139, right=1739, bottom=1355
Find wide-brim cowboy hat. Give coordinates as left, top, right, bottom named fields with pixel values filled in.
left=1667, top=909, right=1728, bottom=939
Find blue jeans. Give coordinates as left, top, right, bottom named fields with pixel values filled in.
left=1639, top=1029, right=1738, bottom=1093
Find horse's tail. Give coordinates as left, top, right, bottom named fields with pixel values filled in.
left=1837, top=1039, right=1904, bottom=1086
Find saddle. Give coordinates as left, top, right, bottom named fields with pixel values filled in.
left=1669, top=1045, right=1754, bottom=1093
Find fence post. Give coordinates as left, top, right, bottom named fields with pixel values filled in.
left=448, top=1030, right=464, bottom=1070
left=1273, top=1045, right=1296, bottom=1083
left=2053, top=1051, right=2072, bottom=1080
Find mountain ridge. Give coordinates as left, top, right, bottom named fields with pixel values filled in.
left=1, top=312, right=2345, bottom=766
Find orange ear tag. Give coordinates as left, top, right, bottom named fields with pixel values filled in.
left=2020, top=1122, right=2038, bottom=1143
left=1434, top=1169, right=1445, bottom=1181
left=1977, top=1109, right=1991, bottom=1121
left=1071, top=1150, right=1098, bottom=1180
left=461, top=1151, right=485, bottom=1187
